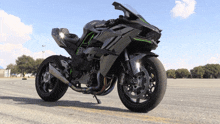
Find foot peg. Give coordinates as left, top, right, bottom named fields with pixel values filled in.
left=93, top=95, right=101, bottom=104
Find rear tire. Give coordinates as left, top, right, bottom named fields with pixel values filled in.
left=117, top=57, right=167, bottom=112
left=35, top=55, right=68, bottom=102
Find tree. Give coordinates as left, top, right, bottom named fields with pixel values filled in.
left=16, top=55, right=35, bottom=77
left=32, top=58, right=44, bottom=74
left=166, top=69, right=176, bottom=78
left=175, top=68, right=190, bottom=78
left=203, top=64, right=220, bottom=78
left=6, top=63, right=19, bottom=74
left=190, top=66, right=205, bottom=78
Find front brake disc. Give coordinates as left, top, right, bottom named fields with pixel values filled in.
left=123, top=65, right=150, bottom=99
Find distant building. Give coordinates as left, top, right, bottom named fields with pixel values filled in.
left=0, top=69, right=11, bottom=77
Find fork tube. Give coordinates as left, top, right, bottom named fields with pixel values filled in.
left=124, top=49, right=133, bottom=76
left=124, top=49, right=129, bottom=61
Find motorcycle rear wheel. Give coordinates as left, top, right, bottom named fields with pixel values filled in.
left=117, top=57, right=167, bottom=112
left=35, top=55, right=68, bottom=102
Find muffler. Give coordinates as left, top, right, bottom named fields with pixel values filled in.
left=49, top=64, right=69, bottom=84
left=49, top=63, right=91, bottom=92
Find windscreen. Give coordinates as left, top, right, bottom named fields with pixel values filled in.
left=123, top=4, right=140, bottom=16
left=113, top=2, right=143, bottom=20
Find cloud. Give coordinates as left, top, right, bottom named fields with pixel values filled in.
left=163, top=58, right=193, bottom=71
left=0, top=43, right=56, bottom=68
left=0, top=10, right=32, bottom=44
left=207, top=54, right=220, bottom=64
left=0, top=10, right=56, bottom=68
left=163, top=54, right=220, bottom=71
left=171, top=0, right=196, bottom=19
left=32, top=50, right=57, bottom=60
left=0, top=59, right=4, bottom=66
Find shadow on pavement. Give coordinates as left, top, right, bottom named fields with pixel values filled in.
left=0, top=96, right=130, bottom=113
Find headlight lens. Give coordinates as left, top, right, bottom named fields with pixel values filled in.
left=59, top=32, right=65, bottom=39
left=139, top=27, right=161, bottom=42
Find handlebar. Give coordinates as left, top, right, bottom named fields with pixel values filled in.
left=105, top=15, right=129, bottom=27
left=95, top=15, right=129, bottom=28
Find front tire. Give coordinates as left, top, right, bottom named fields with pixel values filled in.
left=35, top=55, right=68, bottom=102
left=118, top=57, right=167, bottom=112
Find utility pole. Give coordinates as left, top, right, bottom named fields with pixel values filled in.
left=42, top=45, right=46, bottom=59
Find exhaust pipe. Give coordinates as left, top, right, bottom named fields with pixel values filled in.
left=49, top=63, right=91, bottom=92
left=49, top=64, right=69, bottom=84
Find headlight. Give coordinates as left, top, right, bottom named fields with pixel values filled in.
left=139, top=27, right=161, bottom=42
left=59, top=32, right=65, bottom=39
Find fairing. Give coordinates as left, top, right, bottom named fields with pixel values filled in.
left=100, top=29, right=141, bottom=76
left=52, top=2, right=162, bottom=77
left=113, top=2, right=161, bottom=33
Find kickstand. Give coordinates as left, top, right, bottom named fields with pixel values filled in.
left=93, top=95, right=101, bottom=104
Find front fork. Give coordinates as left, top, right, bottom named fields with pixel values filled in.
left=121, top=50, right=151, bottom=96
left=121, top=49, right=150, bottom=86
left=124, top=49, right=142, bottom=76
left=120, top=49, right=142, bottom=85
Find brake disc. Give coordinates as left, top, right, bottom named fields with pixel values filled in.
left=123, top=66, right=150, bottom=99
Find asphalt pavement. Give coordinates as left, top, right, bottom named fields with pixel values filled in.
left=0, top=78, right=220, bottom=124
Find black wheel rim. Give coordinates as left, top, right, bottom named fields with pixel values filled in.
left=122, top=62, right=157, bottom=104
left=38, top=62, right=58, bottom=93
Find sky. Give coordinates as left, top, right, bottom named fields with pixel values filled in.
left=0, top=0, right=220, bottom=70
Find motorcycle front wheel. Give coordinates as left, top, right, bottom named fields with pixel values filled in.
left=117, top=57, right=167, bottom=112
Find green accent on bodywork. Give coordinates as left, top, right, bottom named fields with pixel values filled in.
left=70, top=69, right=72, bottom=74
left=76, top=32, right=94, bottom=54
left=133, top=38, right=151, bottom=43
left=88, top=34, right=95, bottom=45
left=140, top=18, right=148, bottom=24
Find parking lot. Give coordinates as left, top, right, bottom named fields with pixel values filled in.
left=0, top=78, right=220, bottom=124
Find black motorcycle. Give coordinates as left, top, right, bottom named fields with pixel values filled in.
left=35, top=2, right=167, bottom=112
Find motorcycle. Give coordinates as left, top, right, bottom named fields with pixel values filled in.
left=35, top=2, right=167, bottom=112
